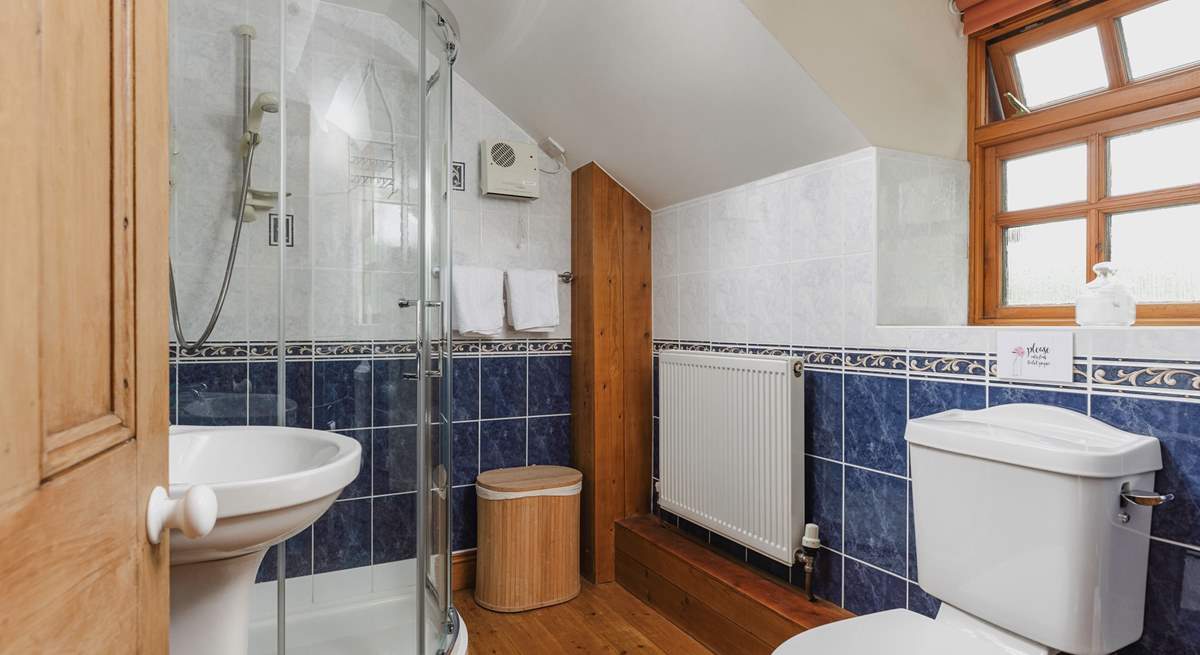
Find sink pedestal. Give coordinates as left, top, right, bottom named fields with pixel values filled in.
left=170, top=550, right=267, bottom=655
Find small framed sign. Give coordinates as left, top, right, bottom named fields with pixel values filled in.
left=995, top=331, right=1074, bottom=382
left=450, top=161, right=465, bottom=191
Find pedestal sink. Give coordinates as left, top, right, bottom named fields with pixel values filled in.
left=167, top=425, right=361, bottom=655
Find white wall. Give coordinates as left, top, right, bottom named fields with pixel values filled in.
left=652, top=146, right=1200, bottom=361
left=450, top=78, right=572, bottom=340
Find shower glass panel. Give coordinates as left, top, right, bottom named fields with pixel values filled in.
left=168, top=1, right=459, bottom=653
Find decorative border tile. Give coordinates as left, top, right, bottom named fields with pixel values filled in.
left=171, top=341, right=249, bottom=361
left=372, top=341, right=418, bottom=358
left=478, top=340, right=528, bottom=355
left=171, top=338, right=568, bottom=362
left=528, top=340, right=571, bottom=353
left=909, top=353, right=987, bottom=378
left=845, top=350, right=907, bottom=374
left=798, top=348, right=843, bottom=369
left=1090, top=360, right=1200, bottom=398
left=314, top=341, right=373, bottom=358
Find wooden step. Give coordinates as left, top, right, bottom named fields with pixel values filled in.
left=615, top=515, right=853, bottom=655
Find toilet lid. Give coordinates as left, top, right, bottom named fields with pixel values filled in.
left=773, top=609, right=1013, bottom=655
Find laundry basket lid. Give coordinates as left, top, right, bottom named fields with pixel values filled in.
left=476, top=465, right=582, bottom=496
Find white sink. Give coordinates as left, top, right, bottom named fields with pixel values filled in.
left=167, top=425, right=361, bottom=655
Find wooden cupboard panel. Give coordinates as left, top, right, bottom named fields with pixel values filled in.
left=571, top=163, right=653, bottom=583
left=621, top=192, right=652, bottom=517
left=0, top=0, right=43, bottom=505
left=0, top=444, right=140, bottom=653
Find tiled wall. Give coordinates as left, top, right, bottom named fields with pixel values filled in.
left=651, top=342, right=1200, bottom=654
left=168, top=339, right=572, bottom=583
left=650, top=146, right=1200, bottom=654
left=170, top=0, right=573, bottom=596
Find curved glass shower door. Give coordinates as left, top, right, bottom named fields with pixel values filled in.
left=168, top=0, right=459, bottom=653
left=417, top=2, right=457, bottom=654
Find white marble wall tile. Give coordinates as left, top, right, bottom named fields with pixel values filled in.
left=678, top=273, right=710, bottom=342
left=653, top=276, right=680, bottom=341
left=746, top=264, right=790, bottom=345
left=709, top=269, right=749, bottom=344
left=652, top=209, right=680, bottom=279
left=790, top=257, right=844, bottom=348
left=677, top=202, right=710, bottom=275
left=709, top=188, right=750, bottom=270
left=746, top=178, right=793, bottom=266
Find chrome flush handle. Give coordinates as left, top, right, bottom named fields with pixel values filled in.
left=1121, top=484, right=1175, bottom=507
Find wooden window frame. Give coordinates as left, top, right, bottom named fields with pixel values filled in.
left=969, top=0, right=1200, bottom=325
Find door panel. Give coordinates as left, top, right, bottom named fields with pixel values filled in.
left=0, top=0, right=170, bottom=652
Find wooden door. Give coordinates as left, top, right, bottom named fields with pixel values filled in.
left=0, top=0, right=170, bottom=652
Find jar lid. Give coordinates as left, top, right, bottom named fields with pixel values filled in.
left=477, top=465, right=582, bottom=493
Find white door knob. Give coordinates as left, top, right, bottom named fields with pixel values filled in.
left=147, top=485, right=218, bottom=545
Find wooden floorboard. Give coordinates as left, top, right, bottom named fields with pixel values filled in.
left=455, top=580, right=714, bottom=655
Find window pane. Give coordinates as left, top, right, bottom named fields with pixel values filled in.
left=1118, top=0, right=1200, bottom=80
left=1109, top=117, right=1200, bottom=196
left=1013, top=27, right=1108, bottom=108
left=1107, top=204, right=1200, bottom=303
left=1003, top=143, right=1087, bottom=212
left=1003, top=219, right=1086, bottom=306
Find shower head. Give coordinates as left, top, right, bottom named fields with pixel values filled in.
left=246, top=92, right=280, bottom=134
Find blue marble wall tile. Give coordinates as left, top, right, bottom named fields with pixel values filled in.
left=710, top=532, right=747, bottom=561
left=908, top=582, right=941, bottom=619
left=479, top=418, right=527, bottom=472
left=314, top=359, right=373, bottom=430
left=480, top=356, right=527, bottom=419
left=372, top=426, right=416, bottom=495
left=451, top=357, right=479, bottom=421
left=337, top=429, right=371, bottom=499
left=313, top=499, right=371, bottom=573
left=844, top=467, right=908, bottom=576
left=747, top=550, right=790, bottom=583
left=528, top=415, right=571, bottom=466
left=1118, top=541, right=1200, bottom=655
left=372, top=493, right=416, bottom=564
left=451, top=486, right=477, bottom=551
left=528, top=355, right=571, bottom=415
left=1092, top=395, right=1200, bottom=546
left=805, top=455, right=844, bottom=551
left=798, top=548, right=842, bottom=606
left=255, top=527, right=312, bottom=583
left=908, top=481, right=918, bottom=582
left=652, top=418, right=660, bottom=479
left=653, top=356, right=660, bottom=418
left=451, top=422, right=479, bottom=486
left=843, top=558, right=906, bottom=616
left=805, top=370, right=844, bottom=460
left=371, top=358, right=418, bottom=427
left=678, top=517, right=710, bottom=542
left=908, top=379, right=985, bottom=419
left=845, top=374, right=907, bottom=475
left=177, top=361, right=249, bottom=426
left=247, top=360, right=313, bottom=427
left=168, top=363, right=178, bottom=424
left=988, top=385, right=1087, bottom=413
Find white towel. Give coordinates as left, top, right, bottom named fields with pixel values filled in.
left=505, top=269, right=559, bottom=333
left=452, top=266, right=504, bottom=337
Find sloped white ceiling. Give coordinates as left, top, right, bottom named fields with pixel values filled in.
left=441, top=0, right=868, bottom=209
left=741, top=0, right=968, bottom=162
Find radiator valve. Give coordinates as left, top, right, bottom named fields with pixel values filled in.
left=796, top=523, right=821, bottom=602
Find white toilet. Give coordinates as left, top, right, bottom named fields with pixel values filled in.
left=776, top=404, right=1171, bottom=655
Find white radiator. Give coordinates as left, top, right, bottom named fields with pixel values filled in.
left=658, top=351, right=804, bottom=565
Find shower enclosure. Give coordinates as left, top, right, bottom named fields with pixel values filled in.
left=168, top=1, right=461, bottom=653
